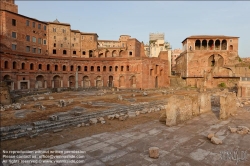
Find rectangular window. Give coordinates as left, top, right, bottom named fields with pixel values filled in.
left=26, top=20, right=29, bottom=26
left=44, top=25, right=46, bottom=30
left=26, top=35, right=30, bottom=41
left=53, top=28, right=56, bottom=32
left=64, top=37, right=67, bottom=40
left=32, top=48, right=36, bottom=53
left=26, top=46, right=30, bottom=52
left=61, top=44, right=63, bottom=47
left=12, top=32, right=17, bottom=38
left=32, top=37, right=36, bottom=42
left=62, top=29, right=66, bottom=33
left=72, top=44, right=74, bottom=47
left=38, top=48, right=41, bottom=54
left=12, top=44, right=16, bottom=50
left=12, top=19, right=16, bottom=26
left=53, top=49, right=56, bottom=54
left=38, top=38, right=42, bottom=44
left=43, top=39, right=47, bottom=45
left=38, top=24, right=41, bottom=29
left=33, top=22, right=35, bottom=28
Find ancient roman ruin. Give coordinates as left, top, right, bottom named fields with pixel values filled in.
left=1, top=0, right=250, bottom=165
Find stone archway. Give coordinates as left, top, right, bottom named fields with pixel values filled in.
left=36, top=75, right=44, bottom=88
left=119, top=76, right=125, bottom=87
left=69, top=75, right=75, bottom=88
left=96, top=76, right=103, bottom=87
left=130, top=75, right=136, bottom=88
left=53, top=75, right=61, bottom=88
left=108, top=76, right=113, bottom=87
left=112, top=50, right=117, bottom=57
left=83, top=76, right=90, bottom=88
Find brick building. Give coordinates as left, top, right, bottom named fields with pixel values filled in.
left=176, top=35, right=250, bottom=97
left=0, top=0, right=170, bottom=92
left=171, top=48, right=182, bottom=75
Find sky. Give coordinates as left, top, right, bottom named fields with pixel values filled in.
left=15, top=1, right=250, bottom=57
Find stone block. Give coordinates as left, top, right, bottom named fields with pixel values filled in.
left=128, top=111, right=136, bottom=118
left=211, top=137, right=222, bottom=145
left=149, top=147, right=159, bottom=159
left=89, top=118, right=98, bottom=124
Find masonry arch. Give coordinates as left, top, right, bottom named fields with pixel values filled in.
left=3, top=75, right=12, bottom=89
left=108, top=75, right=113, bottom=87
left=130, top=75, right=136, bottom=88
left=112, top=50, right=117, bottom=57
left=30, top=63, right=34, bottom=70
left=69, top=75, right=75, bottom=88
left=12, top=61, right=17, bottom=69
left=53, top=75, right=61, bottom=88
left=215, top=40, right=220, bottom=50
left=195, top=40, right=201, bottom=50
left=119, top=50, right=124, bottom=57
left=4, top=61, right=9, bottom=69
left=229, top=45, right=233, bottom=51
left=201, top=40, right=207, bottom=50
left=221, top=40, right=227, bottom=50
left=208, top=40, right=214, bottom=50
left=217, top=55, right=224, bottom=67
left=83, top=76, right=90, bottom=88
left=208, top=55, right=215, bottom=67
left=119, top=75, right=125, bottom=87
left=96, top=76, right=103, bottom=87
left=36, top=75, right=44, bottom=88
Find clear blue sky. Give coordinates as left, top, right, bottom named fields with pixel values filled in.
left=16, top=1, right=250, bottom=57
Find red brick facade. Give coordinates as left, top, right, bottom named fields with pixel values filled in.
left=0, top=2, right=170, bottom=91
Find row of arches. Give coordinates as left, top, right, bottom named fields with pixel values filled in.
left=3, top=61, right=136, bottom=72
left=194, top=39, right=233, bottom=51
left=2, top=74, right=138, bottom=89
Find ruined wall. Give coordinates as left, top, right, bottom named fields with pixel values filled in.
left=219, top=92, right=237, bottom=119
left=0, top=82, right=11, bottom=105
left=164, top=92, right=211, bottom=126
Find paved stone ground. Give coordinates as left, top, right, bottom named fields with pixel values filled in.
left=5, top=107, right=250, bottom=166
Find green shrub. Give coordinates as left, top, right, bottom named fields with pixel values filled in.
left=218, top=82, right=226, bottom=88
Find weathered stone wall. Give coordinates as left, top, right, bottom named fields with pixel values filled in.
left=165, top=95, right=193, bottom=126
left=219, top=92, right=237, bottom=119
left=164, top=92, right=212, bottom=126
left=0, top=81, right=11, bottom=105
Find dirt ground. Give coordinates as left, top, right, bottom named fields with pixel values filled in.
left=0, top=89, right=171, bottom=151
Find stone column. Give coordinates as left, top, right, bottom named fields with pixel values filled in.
left=68, top=81, right=70, bottom=88
left=11, top=82, right=14, bottom=90
left=75, top=69, right=78, bottom=89
left=52, top=81, right=54, bottom=88
left=61, top=80, right=63, bottom=87
left=44, top=80, right=47, bottom=88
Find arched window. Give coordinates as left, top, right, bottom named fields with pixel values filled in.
left=63, top=50, right=67, bottom=55
left=38, top=64, right=42, bottom=70
left=4, top=61, right=8, bottom=69
left=63, top=65, right=66, bottom=71
left=55, top=65, right=58, bottom=71
left=47, top=64, right=50, bottom=71
left=12, top=61, right=17, bottom=69
left=22, top=63, right=25, bottom=70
